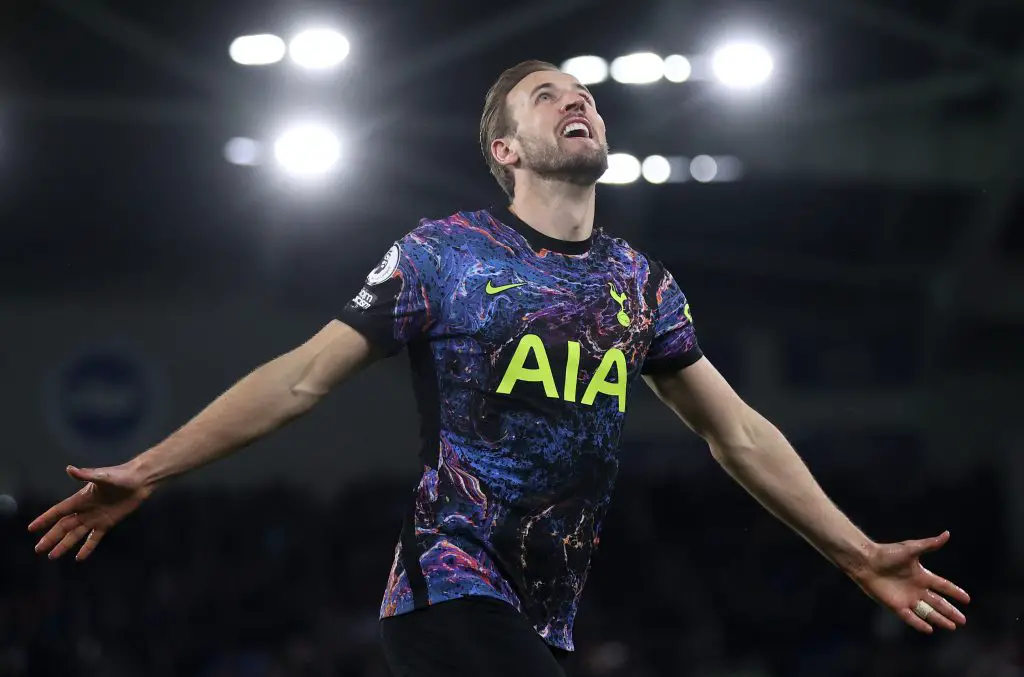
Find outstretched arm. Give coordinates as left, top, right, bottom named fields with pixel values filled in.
left=29, top=319, right=376, bottom=560
left=31, top=223, right=443, bottom=562
left=644, top=357, right=970, bottom=634
left=127, top=319, right=376, bottom=486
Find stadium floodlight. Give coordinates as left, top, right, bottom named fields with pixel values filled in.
left=229, top=34, right=287, bottom=66
left=641, top=155, right=671, bottom=184
left=224, top=137, right=262, bottom=166
left=609, top=53, right=664, bottom=85
left=663, top=55, right=692, bottom=83
left=715, top=156, right=744, bottom=182
left=288, top=29, right=350, bottom=70
left=690, top=155, right=719, bottom=183
left=711, top=42, right=774, bottom=89
left=599, top=153, right=641, bottom=185
left=560, top=56, right=609, bottom=85
left=273, top=124, right=341, bottom=177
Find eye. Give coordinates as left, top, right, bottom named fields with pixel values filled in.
left=536, top=92, right=553, bottom=103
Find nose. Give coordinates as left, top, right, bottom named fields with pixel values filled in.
left=561, top=95, right=587, bottom=114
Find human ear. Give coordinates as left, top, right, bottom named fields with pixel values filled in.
left=491, top=137, right=518, bottom=168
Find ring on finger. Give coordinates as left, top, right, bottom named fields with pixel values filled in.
left=913, top=600, right=934, bottom=621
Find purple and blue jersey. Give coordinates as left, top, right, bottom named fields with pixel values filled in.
left=339, top=207, right=701, bottom=651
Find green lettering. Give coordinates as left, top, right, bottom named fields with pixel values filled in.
left=563, top=341, right=581, bottom=402
left=580, top=348, right=628, bottom=412
left=496, top=333, right=558, bottom=398
left=497, top=336, right=629, bottom=411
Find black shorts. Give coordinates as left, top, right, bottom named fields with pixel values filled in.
left=379, top=596, right=572, bottom=677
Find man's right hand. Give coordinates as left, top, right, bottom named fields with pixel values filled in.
left=26, top=321, right=375, bottom=563
left=28, top=464, right=153, bottom=562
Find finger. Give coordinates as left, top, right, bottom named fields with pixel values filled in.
left=907, top=530, right=950, bottom=556
left=925, top=590, right=966, bottom=626
left=34, top=514, right=81, bottom=554
left=924, top=569, right=971, bottom=605
left=67, top=465, right=106, bottom=483
left=49, top=524, right=91, bottom=560
left=898, top=607, right=934, bottom=634
left=76, top=529, right=106, bottom=561
left=919, top=606, right=958, bottom=632
left=27, top=492, right=88, bottom=533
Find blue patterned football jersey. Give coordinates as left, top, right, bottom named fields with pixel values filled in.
left=339, top=207, right=701, bottom=651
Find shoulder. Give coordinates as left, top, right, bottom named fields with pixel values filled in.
left=385, top=209, right=496, bottom=285
left=401, top=208, right=497, bottom=250
left=597, top=231, right=669, bottom=284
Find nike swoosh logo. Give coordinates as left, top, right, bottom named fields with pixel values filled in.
left=485, top=281, right=526, bottom=295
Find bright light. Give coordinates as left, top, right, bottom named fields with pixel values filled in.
left=273, top=124, right=341, bottom=177
left=610, top=53, right=664, bottom=85
left=642, top=156, right=672, bottom=184
left=690, top=155, right=719, bottom=183
left=561, top=56, right=609, bottom=85
left=715, top=156, right=744, bottom=181
left=663, top=55, right=692, bottom=83
left=711, top=42, right=774, bottom=89
left=599, top=153, right=641, bottom=185
left=229, top=34, right=286, bottom=66
left=224, top=137, right=262, bottom=166
left=289, top=29, right=350, bottom=70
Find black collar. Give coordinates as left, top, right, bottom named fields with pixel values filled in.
left=493, top=205, right=593, bottom=255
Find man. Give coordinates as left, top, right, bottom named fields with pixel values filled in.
left=30, top=60, right=969, bottom=676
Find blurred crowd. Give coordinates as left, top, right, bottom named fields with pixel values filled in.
left=2, top=462, right=1021, bottom=677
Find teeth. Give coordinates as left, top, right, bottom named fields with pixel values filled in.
left=562, top=122, right=590, bottom=138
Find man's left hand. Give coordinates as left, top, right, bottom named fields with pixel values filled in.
left=851, top=530, right=970, bottom=633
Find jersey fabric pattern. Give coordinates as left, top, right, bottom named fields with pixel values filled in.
left=339, top=207, right=702, bottom=652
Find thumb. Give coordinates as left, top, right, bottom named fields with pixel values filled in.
left=67, top=465, right=105, bottom=483
left=907, top=530, right=950, bottom=556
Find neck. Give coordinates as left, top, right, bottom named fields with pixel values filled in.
left=509, top=176, right=595, bottom=243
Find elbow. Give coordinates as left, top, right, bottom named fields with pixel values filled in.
left=280, top=343, right=335, bottom=415
left=258, top=351, right=326, bottom=422
left=708, top=439, right=759, bottom=468
left=705, top=405, right=770, bottom=465
left=286, top=383, right=323, bottom=418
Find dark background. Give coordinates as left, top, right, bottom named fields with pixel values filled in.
left=1, top=0, right=1022, bottom=675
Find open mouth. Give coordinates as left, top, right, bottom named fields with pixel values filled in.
left=560, top=119, right=593, bottom=139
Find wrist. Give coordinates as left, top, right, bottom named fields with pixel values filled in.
left=837, top=539, right=878, bottom=580
left=124, top=454, right=162, bottom=493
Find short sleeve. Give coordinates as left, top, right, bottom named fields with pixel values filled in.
left=641, top=259, right=703, bottom=375
left=339, top=227, right=442, bottom=357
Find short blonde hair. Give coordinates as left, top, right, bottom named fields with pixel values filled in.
left=479, top=60, right=560, bottom=199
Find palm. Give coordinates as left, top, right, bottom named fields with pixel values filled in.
left=853, top=531, right=971, bottom=634
left=28, top=465, right=151, bottom=561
